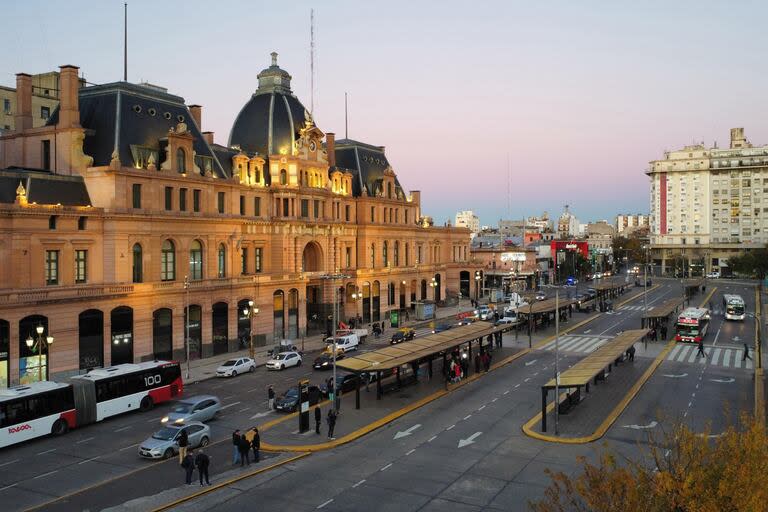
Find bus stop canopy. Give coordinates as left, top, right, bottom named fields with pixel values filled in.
left=519, top=297, right=578, bottom=315
left=642, top=297, right=685, bottom=321
left=592, top=277, right=630, bottom=293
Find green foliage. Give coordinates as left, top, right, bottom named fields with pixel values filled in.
left=612, top=235, right=646, bottom=264
left=727, top=245, right=768, bottom=279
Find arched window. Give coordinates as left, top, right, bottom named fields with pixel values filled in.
left=161, top=240, right=176, bottom=281
left=132, top=243, right=143, bottom=283
left=383, top=241, right=389, bottom=267
left=394, top=241, right=400, bottom=267
left=279, top=169, right=287, bottom=185
left=255, top=168, right=261, bottom=183
left=189, top=240, right=203, bottom=280
left=405, top=243, right=409, bottom=267
left=370, top=243, right=375, bottom=269
left=217, top=244, right=226, bottom=278
left=176, top=148, right=186, bottom=173
left=387, top=182, right=392, bottom=198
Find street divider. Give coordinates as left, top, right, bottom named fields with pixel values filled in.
left=755, top=286, right=765, bottom=425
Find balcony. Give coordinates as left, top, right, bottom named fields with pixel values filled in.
left=0, top=283, right=135, bottom=306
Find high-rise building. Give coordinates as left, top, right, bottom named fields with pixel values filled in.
left=455, top=210, right=480, bottom=234
left=556, top=205, right=579, bottom=239
left=647, top=127, right=767, bottom=275
left=0, top=71, right=85, bottom=132
left=615, top=213, right=650, bottom=234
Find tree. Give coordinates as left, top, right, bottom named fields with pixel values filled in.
left=727, top=245, right=768, bottom=279
left=530, top=415, right=768, bottom=512
left=612, top=235, right=645, bottom=266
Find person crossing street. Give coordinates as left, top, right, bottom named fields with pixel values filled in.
left=697, top=338, right=707, bottom=359
left=743, top=342, right=752, bottom=361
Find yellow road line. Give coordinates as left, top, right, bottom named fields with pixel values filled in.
left=151, top=452, right=310, bottom=512
left=754, top=286, right=765, bottom=424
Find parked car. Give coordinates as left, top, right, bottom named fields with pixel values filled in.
left=566, top=276, right=578, bottom=286
left=215, top=357, right=256, bottom=377
left=495, top=317, right=518, bottom=327
left=313, top=352, right=344, bottom=370
left=324, top=333, right=360, bottom=353
left=274, top=385, right=322, bottom=412
left=706, top=271, right=721, bottom=278
left=391, top=327, right=415, bottom=344
left=475, top=305, right=494, bottom=320
left=431, top=323, right=453, bottom=334
left=138, top=422, right=210, bottom=460
left=161, top=395, right=221, bottom=425
left=266, top=351, right=303, bottom=370
left=535, top=291, right=547, bottom=301
left=320, top=373, right=360, bottom=396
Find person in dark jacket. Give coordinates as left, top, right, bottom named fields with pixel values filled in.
left=182, top=450, right=195, bottom=485
left=314, top=406, right=322, bottom=435
left=177, top=428, right=189, bottom=465
left=238, top=433, right=251, bottom=466
left=251, top=428, right=260, bottom=463
left=267, top=385, right=275, bottom=410
left=232, top=429, right=241, bottom=465
left=327, top=409, right=337, bottom=439
left=195, top=449, right=210, bottom=486
left=474, top=353, right=481, bottom=374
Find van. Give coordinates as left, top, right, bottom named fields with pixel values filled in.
left=325, top=333, right=360, bottom=353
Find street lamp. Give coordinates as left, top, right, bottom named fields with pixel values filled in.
left=320, top=272, right=351, bottom=412
left=183, top=276, right=191, bottom=380
left=474, top=270, right=481, bottom=303
left=25, top=324, right=54, bottom=382
left=242, top=300, right=259, bottom=360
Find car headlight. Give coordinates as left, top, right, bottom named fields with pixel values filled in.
left=161, top=416, right=169, bottom=423
left=322, top=361, right=328, bottom=366
left=175, top=418, right=184, bottom=424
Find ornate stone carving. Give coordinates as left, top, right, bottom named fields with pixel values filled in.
left=110, top=149, right=121, bottom=170
left=71, top=130, right=94, bottom=170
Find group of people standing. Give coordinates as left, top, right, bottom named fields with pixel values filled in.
left=232, top=427, right=260, bottom=467
left=178, top=429, right=211, bottom=486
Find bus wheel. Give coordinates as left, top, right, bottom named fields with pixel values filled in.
left=140, top=396, right=154, bottom=412
left=51, top=419, right=69, bottom=436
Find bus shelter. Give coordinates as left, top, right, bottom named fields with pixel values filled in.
left=336, top=322, right=507, bottom=408
left=641, top=297, right=684, bottom=330
left=592, top=277, right=631, bottom=310
left=518, top=297, right=579, bottom=338
left=683, top=278, right=704, bottom=302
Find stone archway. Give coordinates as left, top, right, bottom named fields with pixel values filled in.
left=302, top=241, right=324, bottom=272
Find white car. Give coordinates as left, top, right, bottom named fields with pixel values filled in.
left=216, top=357, right=256, bottom=377
left=495, top=317, right=518, bottom=326
left=266, top=351, right=302, bottom=370
left=706, top=271, right=720, bottom=278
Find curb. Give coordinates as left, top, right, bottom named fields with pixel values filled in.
left=754, top=286, right=765, bottom=425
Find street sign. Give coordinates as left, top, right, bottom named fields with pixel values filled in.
left=298, top=379, right=310, bottom=433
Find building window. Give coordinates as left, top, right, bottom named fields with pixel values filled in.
left=132, top=184, right=142, bottom=208
left=189, top=240, right=203, bottom=280
left=217, top=192, right=225, bottom=213
left=394, top=241, right=400, bottom=266
left=176, top=148, right=186, bottom=173
left=41, top=140, right=51, bottom=170
left=283, top=198, right=290, bottom=216
left=371, top=243, right=375, bottom=268
left=217, top=244, right=226, bottom=278
left=132, top=243, right=143, bottom=283
left=395, top=209, right=399, bottom=223
left=301, top=199, right=309, bottom=218
left=383, top=241, right=389, bottom=267
left=387, top=182, right=392, bottom=198
left=164, top=186, right=173, bottom=210
left=279, top=169, right=287, bottom=185
left=345, top=205, right=351, bottom=222
left=254, top=197, right=261, bottom=216
left=370, top=206, right=375, bottom=222
left=48, top=215, right=57, bottom=230
left=75, top=249, right=87, bottom=283
left=40, top=106, right=50, bottom=119
left=45, top=250, right=59, bottom=285
left=405, top=210, right=409, bottom=224
left=255, top=247, right=263, bottom=273
left=240, top=195, right=245, bottom=215
left=193, top=189, right=201, bottom=212
left=2, top=99, right=10, bottom=114
left=345, top=247, right=352, bottom=268
left=161, top=240, right=176, bottom=281
left=313, top=200, right=320, bottom=219
left=177, top=188, right=187, bottom=212
left=241, top=247, right=248, bottom=275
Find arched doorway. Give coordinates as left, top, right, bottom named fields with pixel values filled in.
left=185, top=305, right=202, bottom=359
left=19, top=315, right=49, bottom=384
left=421, top=279, right=427, bottom=300
left=110, top=306, right=133, bottom=365
left=273, top=290, right=285, bottom=340
left=302, top=242, right=323, bottom=272
left=410, top=279, right=417, bottom=306
left=434, top=273, right=442, bottom=302
left=460, top=270, right=470, bottom=298
left=305, top=285, right=323, bottom=335
left=0, top=319, right=9, bottom=387
left=372, top=281, right=381, bottom=322
left=152, top=308, right=173, bottom=360
left=212, top=303, right=228, bottom=355
left=362, top=282, right=371, bottom=325
left=399, top=281, right=406, bottom=309
left=237, top=299, right=252, bottom=350
left=287, top=289, right=299, bottom=339
left=78, top=309, right=104, bottom=370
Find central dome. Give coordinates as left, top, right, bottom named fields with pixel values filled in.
left=229, top=52, right=313, bottom=156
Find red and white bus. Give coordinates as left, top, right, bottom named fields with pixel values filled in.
left=675, top=307, right=711, bottom=343
left=0, top=361, right=182, bottom=449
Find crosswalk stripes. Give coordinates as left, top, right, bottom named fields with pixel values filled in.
left=539, top=335, right=611, bottom=354
left=617, top=305, right=653, bottom=312
left=666, top=344, right=753, bottom=370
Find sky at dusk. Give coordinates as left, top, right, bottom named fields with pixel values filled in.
left=5, top=0, right=768, bottom=225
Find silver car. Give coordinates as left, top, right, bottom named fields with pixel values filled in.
left=138, top=421, right=210, bottom=460
left=161, top=395, right=221, bottom=425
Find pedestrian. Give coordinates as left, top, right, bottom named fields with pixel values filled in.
left=267, top=385, right=275, bottom=410
left=628, top=345, right=636, bottom=361
left=195, top=449, right=211, bottom=486
left=743, top=343, right=752, bottom=361
left=661, top=325, right=667, bottom=340
left=474, top=353, right=481, bottom=374
left=182, top=450, right=195, bottom=485
left=251, top=428, right=260, bottom=463
left=238, top=432, right=251, bottom=466
left=314, top=405, right=322, bottom=434
left=232, top=429, right=241, bottom=465
left=327, top=409, right=337, bottom=440
left=177, top=427, right=189, bottom=465
left=697, top=338, right=707, bottom=358
left=482, top=352, right=491, bottom=372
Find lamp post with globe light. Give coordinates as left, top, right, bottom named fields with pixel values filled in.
left=242, top=300, right=259, bottom=360
left=26, top=324, right=54, bottom=382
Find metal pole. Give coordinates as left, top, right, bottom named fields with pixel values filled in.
left=332, top=278, right=337, bottom=412
left=528, top=301, right=532, bottom=348
left=643, top=247, right=648, bottom=318
left=554, top=289, right=560, bottom=435
left=184, top=276, right=190, bottom=380
left=38, top=335, right=43, bottom=383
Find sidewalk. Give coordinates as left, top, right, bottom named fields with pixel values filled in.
left=182, top=304, right=477, bottom=384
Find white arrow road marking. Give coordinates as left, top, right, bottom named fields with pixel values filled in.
left=525, top=359, right=538, bottom=367
left=393, top=424, right=421, bottom=440
left=623, top=421, right=658, bottom=430
left=250, top=410, right=274, bottom=419
left=458, top=432, right=482, bottom=448
left=709, top=377, right=735, bottom=383
left=733, top=336, right=741, bottom=342
left=662, top=373, right=688, bottom=378
left=220, top=401, right=241, bottom=411
left=583, top=329, right=592, bottom=334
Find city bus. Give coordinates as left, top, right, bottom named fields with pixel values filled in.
left=675, top=307, right=711, bottom=343
left=0, top=361, right=182, bottom=449
left=722, top=294, right=746, bottom=321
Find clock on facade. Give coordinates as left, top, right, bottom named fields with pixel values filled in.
left=309, top=140, right=316, bottom=152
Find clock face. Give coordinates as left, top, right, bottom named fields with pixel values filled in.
left=309, top=140, right=317, bottom=152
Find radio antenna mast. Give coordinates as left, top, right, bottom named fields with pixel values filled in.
left=123, top=2, right=128, bottom=81
left=310, top=8, right=315, bottom=114
left=345, top=92, right=348, bottom=139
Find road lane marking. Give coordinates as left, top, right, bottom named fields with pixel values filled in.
left=34, top=469, right=59, bottom=479
left=463, top=414, right=472, bottom=420
left=114, top=425, right=132, bottom=432
left=317, top=499, right=334, bottom=509
left=478, top=405, right=485, bottom=411
left=239, top=407, right=251, bottom=412
left=380, top=463, right=392, bottom=471
left=78, top=456, right=100, bottom=465
left=0, top=459, right=19, bottom=468
left=503, top=390, right=510, bottom=394
left=491, top=398, right=498, bottom=402
left=220, top=401, right=242, bottom=410
left=119, top=443, right=139, bottom=451
left=76, top=436, right=95, bottom=444
left=428, top=435, right=437, bottom=442
left=514, top=384, right=520, bottom=388
left=0, top=483, right=17, bottom=492
left=221, top=395, right=233, bottom=400
left=352, top=479, right=366, bottom=488
left=36, top=448, right=56, bottom=456
left=524, top=378, right=530, bottom=382
left=711, top=348, right=722, bottom=365
left=446, top=425, right=455, bottom=431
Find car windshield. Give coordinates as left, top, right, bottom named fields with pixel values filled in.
left=274, top=354, right=287, bottom=360
left=152, top=427, right=180, bottom=441
left=172, top=403, right=193, bottom=414
left=221, top=360, right=237, bottom=367
left=283, top=388, right=298, bottom=398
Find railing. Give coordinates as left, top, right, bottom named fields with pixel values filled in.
left=0, top=283, right=136, bottom=305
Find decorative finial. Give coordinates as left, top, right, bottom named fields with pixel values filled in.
left=16, top=181, right=26, bottom=197
left=271, top=52, right=278, bottom=66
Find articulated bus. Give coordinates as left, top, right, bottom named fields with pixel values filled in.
left=722, top=294, right=746, bottom=321
left=0, top=361, right=182, bottom=449
left=675, top=307, right=711, bottom=343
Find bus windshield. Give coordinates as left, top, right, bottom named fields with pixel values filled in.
left=677, top=324, right=700, bottom=337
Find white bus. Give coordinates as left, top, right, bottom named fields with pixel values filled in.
left=0, top=361, right=182, bottom=449
left=675, top=307, right=711, bottom=343
left=722, top=294, right=746, bottom=321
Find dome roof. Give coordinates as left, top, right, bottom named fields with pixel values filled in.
left=229, top=53, right=314, bottom=156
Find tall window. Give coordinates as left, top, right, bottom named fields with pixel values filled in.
left=78, top=216, right=87, bottom=230
left=313, top=200, right=320, bottom=219
left=370, top=206, right=375, bottom=222
left=255, top=247, right=263, bottom=273
left=193, top=189, right=201, bottom=212
left=240, top=195, right=245, bottom=215
left=217, top=244, right=226, bottom=278
left=132, top=243, right=143, bottom=283
left=371, top=243, right=375, bottom=268
left=45, top=250, right=59, bottom=285
left=387, top=182, right=392, bottom=198
left=279, top=169, right=287, bottom=185
left=161, top=240, right=175, bottom=281
left=417, top=244, right=422, bottom=264
left=75, top=249, right=87, bottom=283
left=241, top=248, right=249, bottom=275
left=48, top=215, right=57, bottom=230
left=179, top=188, right=187, bottom=211
left=283, top=198, right=290, bottom=217
left=217, top=192, right=225, bottom=213
left=189, top=240, right=203, bottom=280
left=345, top=205, right=351, bottom=222
left=41, top=106, right=50, bottom=119
left=394, top=241, right=400, bottom=266
left=405, top=210, right=409, bottom=224
left=254, top=197, right=261, bottom=216
left=164, top=186, right=173, bottom=211
left=301, top=199, right=309, bottom=218
left=383, top=241, right=389, bottom=267
left=176, top=148, right=186, bottom=173
left=132, top=183, right=142, bottom=208
left=345, top=247, right=352, bottom=268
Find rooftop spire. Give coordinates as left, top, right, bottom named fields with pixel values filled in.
left=271, top=51, right=278, bottom=67
left=256, top=52, right=292, bottom=95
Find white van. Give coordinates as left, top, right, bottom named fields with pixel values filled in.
left=325, top=333, right=360, bottom=353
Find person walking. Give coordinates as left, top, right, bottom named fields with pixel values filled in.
left=697, top=338, right=707, bottom=359
left=314, top=406, right=322, bottom=435
left=627, top=345, right=636, bottom=362
left=327, top=409, right=337, bottom=440
left=231, top=429, right=241, bottom=465
left=250, top=428, right=260, bottom=463
left=743, top=342, right=752, bottom=361
left=267, top=385, right=275, bottom=410
left=474, top=353, right=481, bottom=374
left=660, top=325, right=667, bottom=340
left=238, top=432, right=251, bottom=467
left=195, top=449, right=211, bottom=486
left=182, top=450, right=195, bottom=485
left=177, top=427, right=189, bottom=465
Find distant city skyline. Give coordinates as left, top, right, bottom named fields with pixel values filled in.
left=5, top=0, right=768, bottom=222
